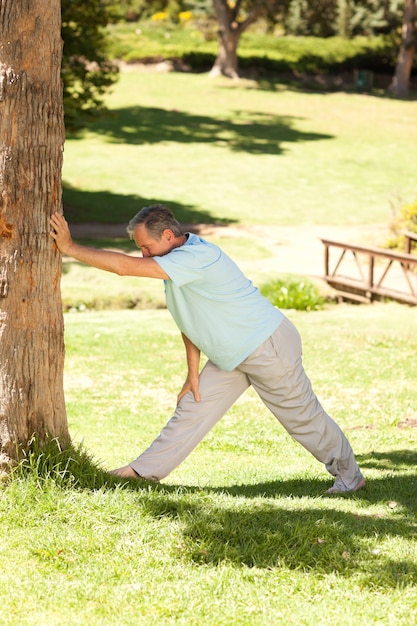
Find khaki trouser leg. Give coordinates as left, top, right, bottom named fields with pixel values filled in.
left=130, top=361, right=250, bottom=480
left=239, top=317, right=363, bottom=490
left=131, top=318, right=363, bottom=490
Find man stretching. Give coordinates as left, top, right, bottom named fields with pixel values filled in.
left=50, top=205, right=365, bottom=494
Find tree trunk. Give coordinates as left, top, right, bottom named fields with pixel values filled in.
left=210, top=0, right=262, bottom=78
left=389, top=0, right=416, bottom=97
left=0, top=0, right=69, bottom=470
left=210, top=26, right=241, bottom=78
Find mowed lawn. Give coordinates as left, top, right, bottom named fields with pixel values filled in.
left=63, top=69, right=417, bottom=227
left=1, top=69, right=417, bottom=625
left=1, top=304, right=416, bottom=625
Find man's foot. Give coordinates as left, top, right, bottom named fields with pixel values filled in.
left=109, top=464, right=140, bottom=479
left=325, top=476, right=366, bottom=495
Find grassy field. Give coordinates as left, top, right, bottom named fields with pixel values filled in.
left=63, top=69, right=417, bottom=228
left=1, top=304, right=416, bottom=625
left=2, top=46, right=417, bottom=626
left=60, top=67, right=417, bottom=310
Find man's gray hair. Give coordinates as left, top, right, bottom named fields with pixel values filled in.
left=126, top=204, right=183, bottom=240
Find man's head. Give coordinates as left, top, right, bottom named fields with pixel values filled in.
left=127, top=204, right=184, bottom=257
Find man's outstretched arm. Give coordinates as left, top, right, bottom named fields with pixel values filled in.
left=50, top=212, right=168, bottom=279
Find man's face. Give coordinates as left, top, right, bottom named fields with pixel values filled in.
left=133, top=223, right=174, bottom=258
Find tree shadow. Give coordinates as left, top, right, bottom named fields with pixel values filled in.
left=64, top=103, right=332, bottom=225
left=356, top=448, right=417, bottom=473
left=139, top=488, right=417, bottom=588
left=62, top=184, right=236, bottom=226
left=13, top=442, right=417, bottom=586
left=200, top=448, right=417, bottom=509
left=69, top=106, right=333, bottom=156
left=134, top=450, right=417, bottom=586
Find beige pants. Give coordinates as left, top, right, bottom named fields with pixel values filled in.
left=131, top=317, right=363, bottom=490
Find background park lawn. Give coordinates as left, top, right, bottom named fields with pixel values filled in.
left=1, top=305, right=416, bottom=625
left=62, top=69, right=417, bottom=228
left=1, top=67, right=417, bottom=624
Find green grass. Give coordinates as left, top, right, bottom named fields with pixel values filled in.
left=60, top=67, right=417, bottom=310
left=61, top=259, right=167, bottom=311
left=1, top=304, right=417, bottom=624
left=63, top=69, right=417, bottom=228
left=5, top=31, right=417, bottom=624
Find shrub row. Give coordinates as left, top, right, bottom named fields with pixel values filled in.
left=108, top=21, right=401, bottom=77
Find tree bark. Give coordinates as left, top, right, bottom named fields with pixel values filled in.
left=0, top=0, right=69, bottom=469
left=389, top=0, right=416, bottom=97
left=210, top=0, right=262, bottom=78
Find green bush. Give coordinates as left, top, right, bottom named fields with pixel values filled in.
left=397, top=200, right=417, bottom=234
left=107, top=19, right=398, bottom=77
left=387, top=199, right=417, bottom=252
left=260, top=276, right=326, bottom=311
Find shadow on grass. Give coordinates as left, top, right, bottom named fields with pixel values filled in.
left=139, top=482, right=417, bottom=587
left=12, top=441, right=417, bottom=587
left=138, top=451, right=417, bottom=587
left=63, top=184, right=237, bottom=226
left=69, top=106, right=333, bottom=155
left=64, top=104, right=332, bottom=225
left=247, top=75, right=417, bottom=101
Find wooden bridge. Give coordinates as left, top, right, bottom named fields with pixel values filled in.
left=321, top=231, right=417, bottom=305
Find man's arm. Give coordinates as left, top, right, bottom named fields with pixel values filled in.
left=177, top=332, right=201, bottom=404
left=49, top=212, right=168, bottom=279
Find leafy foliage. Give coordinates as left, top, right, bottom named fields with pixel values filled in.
left=61, top=0, right=119, bottom=128
left=94, top=2, right=412, bottom=85
left=110, top=0, right=213, bottom=22
left=107, top=19, right=397, bottom=75
left=284, top=0, right=405, bottom=37
left=387, top=198, right=417, bottom=250
left=261, top=276, right=326, bottom=310
left=348, top=0, right=405, bottom=36
left=111, top=0, right=408, bottom=39
left=400, top=201, right=417, bottom=234
left=285, top=0, right=339, bottom=37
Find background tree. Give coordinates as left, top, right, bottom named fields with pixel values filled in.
left=61, top=0, right=119, bottom=128
left=0, top=0, right=69, bottom=471
left=207, top=0, right=407, bottom=78
left=284, top=0, right=338, bottom=36
left=284, top=0, right=404, bottom=37
left=110, top=0, right=414, bottom=89
left=210, top=0, right=260, bottom=77
left=390, top=0, right=416, bottom=96
left=210, top=0, right=289, bottom=77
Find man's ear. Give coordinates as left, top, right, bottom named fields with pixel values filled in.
left=163, top=228, right=174, bottom=241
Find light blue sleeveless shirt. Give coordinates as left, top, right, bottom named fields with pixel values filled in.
left=154, top=233, right=284, bottom=371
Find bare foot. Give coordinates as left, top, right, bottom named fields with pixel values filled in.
left=109, top=464, right=140, bottom=479
left=325, top=476, right=366, bottom=495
